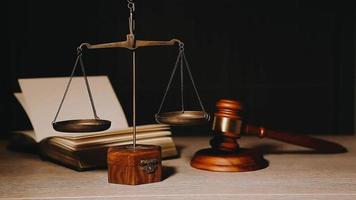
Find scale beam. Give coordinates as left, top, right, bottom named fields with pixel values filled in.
left=80, top=34, right=182, bottom=51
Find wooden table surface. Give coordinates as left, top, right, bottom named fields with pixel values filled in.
left=1, top=135, right=356, bottom=200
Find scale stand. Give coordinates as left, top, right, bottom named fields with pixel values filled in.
left=52, top=0, right=209, bottom=185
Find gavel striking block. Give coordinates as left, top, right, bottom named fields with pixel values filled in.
left=191, top=99, right=268, bottom=172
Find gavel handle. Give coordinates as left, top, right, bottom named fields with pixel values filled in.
left=244, top=125, right=347, bottom=153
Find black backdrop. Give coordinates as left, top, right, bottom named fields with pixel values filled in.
left=3, top=0, right=355, bottom=137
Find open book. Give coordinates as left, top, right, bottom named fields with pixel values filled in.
left=9, top=76, right=177, bottom=171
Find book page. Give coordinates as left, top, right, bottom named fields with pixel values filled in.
left=18, top=76, right=128, bottom=142
left=57, top=124, right=170, bottom=140
left=51, top=131, right=172, bottom=149
left=13, top=93, right=36, bottom=140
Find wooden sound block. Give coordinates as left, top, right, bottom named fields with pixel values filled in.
left=191, top=148, right=268, bottom=172
left=107, top=145, right=162, bottom=185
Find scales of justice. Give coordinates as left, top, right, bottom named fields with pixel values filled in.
left=49, top=0, right=345, bottom=185
left=51, top=0, right=210, bottom=134
left=50, top=0, right=216, bottom=185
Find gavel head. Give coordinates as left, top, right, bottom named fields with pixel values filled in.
left=210, top=99, right=244, bottom=151
left=212, top=99, right=243, bottom=137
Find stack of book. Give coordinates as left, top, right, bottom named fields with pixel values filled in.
left=9, top=76, right=177, bottom=171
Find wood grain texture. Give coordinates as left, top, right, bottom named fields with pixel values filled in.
left=191, top=148, right=268, bottom=172
left=194, top=99, right=346, bottom=173
left=1, top=136, right=356, bottom=200
left=244, top=125, right=348, bottom=153
left=107, top=144, right=161, bottom=185
left=191, top=99, right=268, bottom=172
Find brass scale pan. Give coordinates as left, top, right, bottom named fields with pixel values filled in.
left=155, top=111, right=210, bottom=126
left=54, top=112, right=207, bottom=132
left=53, top=119, right=111, bottom=133
left=54, top=111, right=207, bottom=132
left=54, top=111, right=209, bottom=132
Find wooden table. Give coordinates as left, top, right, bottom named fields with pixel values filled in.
left=1, top=136, right=356, bottom=200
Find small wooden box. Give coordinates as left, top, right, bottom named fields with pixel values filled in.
left=107, top=144, right=162, bottom=185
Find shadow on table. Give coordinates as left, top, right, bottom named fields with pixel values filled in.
left=162, top=166, right=177, bottom=181
left=251, top=143, right=348, bottom=155
left=163, top=144, right=186, bottom=160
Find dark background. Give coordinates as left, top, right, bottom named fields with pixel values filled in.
left=3, top=0, right=355, bottom=138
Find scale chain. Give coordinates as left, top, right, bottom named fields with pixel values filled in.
left=180, top=47, right=184, bottom=112
left=79, top=54, right=100, bottom=119
left=182, top=51, right=207, bottom=113
left=156, top=46, right=207, bottom=117
left=52, top=49, right=100, bottom=124
left=127, top=0, right=135, bottom=12
left=156, top=51, right=183, bottom=116
left=128, top=0, right=135, bottom=35
left=52, top=53, right=80, bottom=124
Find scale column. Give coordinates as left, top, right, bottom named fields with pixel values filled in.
left=132, top=50, right=136, bottom=148
left=127, top=0, right=137, bottom=149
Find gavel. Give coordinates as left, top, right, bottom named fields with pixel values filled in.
left=191, top=99, right=347, bottom=172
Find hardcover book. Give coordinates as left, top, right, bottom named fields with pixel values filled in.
left=9, top=76, right=177, bottom=171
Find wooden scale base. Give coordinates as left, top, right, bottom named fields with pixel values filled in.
left=191, top=99, right=269, bottom=172
left=108, top=145, right=162, bottom=185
